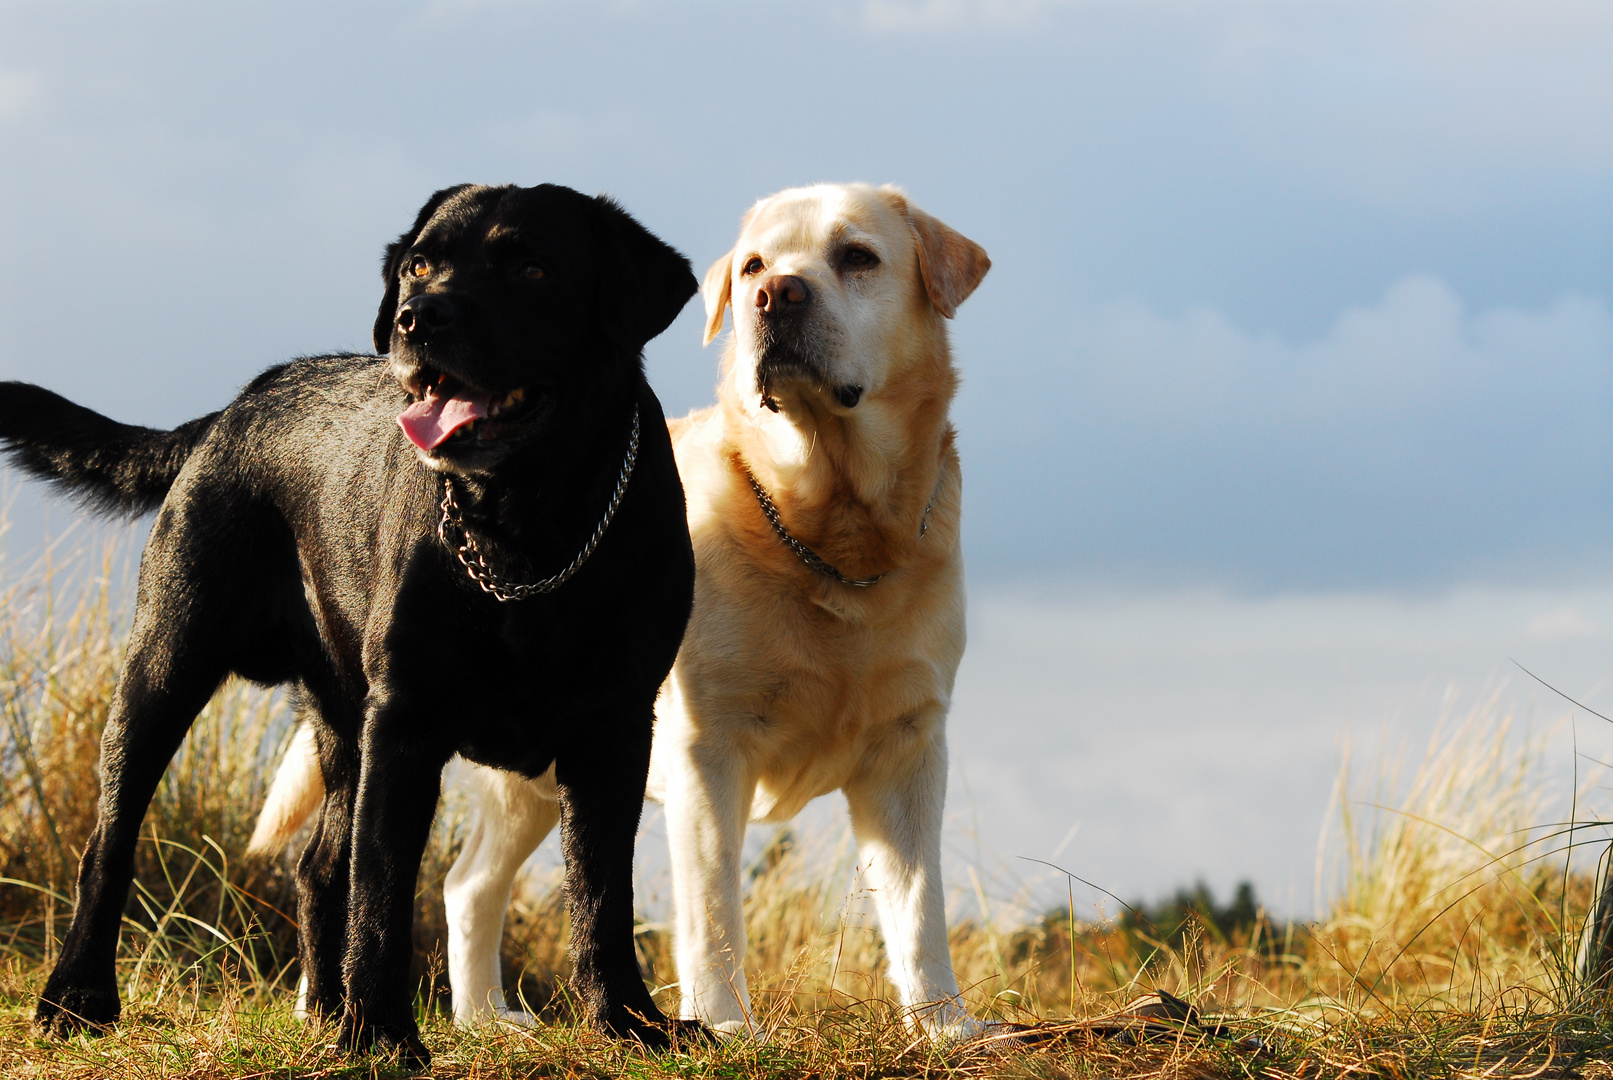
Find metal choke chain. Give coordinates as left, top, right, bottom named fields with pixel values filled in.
left=744, top=466, right=938, bottom=589
left=438, top=406, right=640, bottom=601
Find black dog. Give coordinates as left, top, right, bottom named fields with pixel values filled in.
left=0, top=183, right=701, bottom=1063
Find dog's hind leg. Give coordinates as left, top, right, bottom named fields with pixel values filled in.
left=294, top=718, right=361, bottom=1021
left=35, top=612, right=228, bottom=1035
left=844, top=707, right=982, bottom=1040
left=445, top=763, right=559, bottom=1027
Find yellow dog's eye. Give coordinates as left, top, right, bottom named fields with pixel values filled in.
left=408, top=256, right=431, bottom=278
left=842, top=246, right=879, bottom=269
left=522, top=264, right=545, bottom=280
left=741, top=256, right=764, bottom=276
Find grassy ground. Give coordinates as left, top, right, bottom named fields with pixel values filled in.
left=3, top=541, right=1612, bottom=1078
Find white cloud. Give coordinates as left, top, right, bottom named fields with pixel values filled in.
left=850, top=0, right=1613, bottom=208
left=951, top=583, right=1613, bottom=913
left=1188, top=2, right=1613, bottom=208
left=853, top=0, right=1081, bottom=32
left=1525, top=606, right=1602, bottom=640
left=0, top=70, right=41, bottom=122
left=1399, top=0, right=1613, bottom=169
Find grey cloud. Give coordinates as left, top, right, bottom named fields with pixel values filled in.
left=963, top=279, right=1613, bottom=590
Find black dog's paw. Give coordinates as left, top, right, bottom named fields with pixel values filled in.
left=337, top=1012, right=431, bottom=1070
left=662, top=1016, right=716, bottom=1045
left=34, top=984, right=120, bottom=1037
left=337, top=1018, right=432, bottom=1076
left=614, top=1012, right=713, bottom=1053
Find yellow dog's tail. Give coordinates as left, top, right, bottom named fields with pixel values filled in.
left=248, top=723, right=324, bottom=857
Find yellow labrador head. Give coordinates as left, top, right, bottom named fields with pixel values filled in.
left=703, top=184, right=989, bottom=415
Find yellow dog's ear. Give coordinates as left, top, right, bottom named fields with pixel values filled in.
left=702, top=249, right=734, bottom=345
left=884, top=188, right=991, bottom=319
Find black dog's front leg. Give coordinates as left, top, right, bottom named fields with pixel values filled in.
left=556, top=718, right=703, bottom=1050
left=337, top=710, right=446, bottom=1067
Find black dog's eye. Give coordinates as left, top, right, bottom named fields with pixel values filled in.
left=841, top=246, right=879, bottom=270
left=408, top=256, right=431, bottom=279
left=741, top=256, right=765, bottom=276
left=522, top=264, right=545, bottom=280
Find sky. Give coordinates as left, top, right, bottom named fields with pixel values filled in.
left=1, top=0, right=1610, bottom=916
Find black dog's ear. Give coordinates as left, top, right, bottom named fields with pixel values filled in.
left=591, top=195, right=698, bottom=354
left=372, top=184, right=474, bottom=354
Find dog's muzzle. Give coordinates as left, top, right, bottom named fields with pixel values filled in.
left=395, top=293, right=459, bottom=345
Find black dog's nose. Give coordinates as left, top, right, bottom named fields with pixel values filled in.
left=755, top=275, right=810, bottom=315
left=396, top=294, right=458, bottom=339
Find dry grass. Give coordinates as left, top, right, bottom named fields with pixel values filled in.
left=2, top=539, right=1612, bottom=1077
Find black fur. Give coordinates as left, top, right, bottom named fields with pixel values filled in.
left=0, top=383, right=220, bottom=515
left=9, top=183, right=701, bottom=1065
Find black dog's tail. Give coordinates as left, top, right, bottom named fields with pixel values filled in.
left=0, top=382, right=221, bottom=517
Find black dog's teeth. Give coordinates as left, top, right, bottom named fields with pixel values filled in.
left=486, top=388, right=529, bottom=421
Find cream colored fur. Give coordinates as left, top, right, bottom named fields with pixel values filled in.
left=442, top=765, right=558, bottom=1025
left=253, top=183, right=989, bottom=1038
left=246, top=722, right=323, bottom=857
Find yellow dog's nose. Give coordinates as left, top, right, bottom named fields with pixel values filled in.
left=755, top=274, right=810, bottom=313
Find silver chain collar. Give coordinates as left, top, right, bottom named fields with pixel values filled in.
left=437, top=406, right=640, bottom=601
left=743, top=464, right=937, bottom=589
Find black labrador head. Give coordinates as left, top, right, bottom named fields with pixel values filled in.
left=377, top=183, right=696, bottom=474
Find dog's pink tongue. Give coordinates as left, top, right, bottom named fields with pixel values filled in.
left=398, top=389, right=491, bottom=451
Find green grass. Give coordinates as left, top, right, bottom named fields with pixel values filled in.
left=3, top=538, right=1613, bottom=1077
